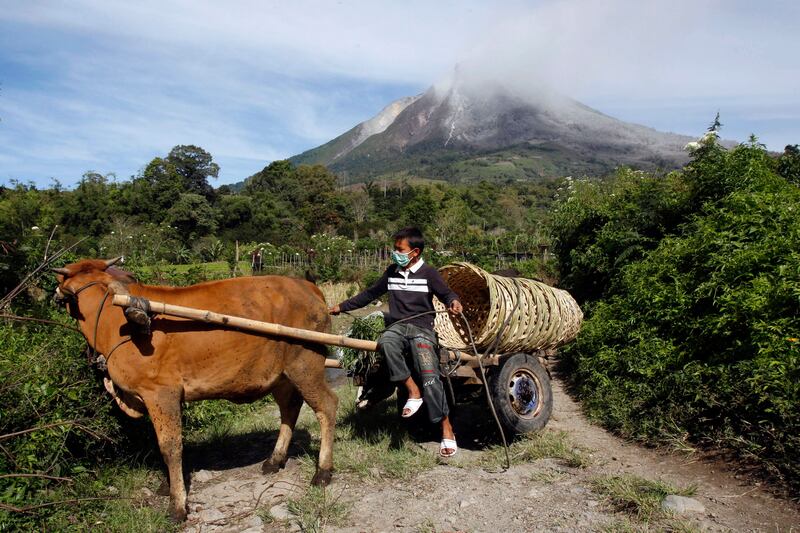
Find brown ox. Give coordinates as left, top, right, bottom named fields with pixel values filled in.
left=53, top=258, right=337, bottom=521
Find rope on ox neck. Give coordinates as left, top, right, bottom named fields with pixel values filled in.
left=70, top=281, right=132, bottom=370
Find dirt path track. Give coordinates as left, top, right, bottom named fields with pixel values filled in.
left=179, top=375, right=799, bottom=533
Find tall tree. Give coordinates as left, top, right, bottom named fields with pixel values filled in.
left=166, top=145, right=219, bottom=199
left=125, top=157, right=184, bottom=221
left=244, top=160, right=296, bottom=197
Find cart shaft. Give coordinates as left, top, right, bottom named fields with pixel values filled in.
left=112, top=294, right=379, bottom=352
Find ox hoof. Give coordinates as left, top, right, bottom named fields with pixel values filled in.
left=169, top=505, right=187, bottom=523
left=311, top=469, right=332, bottom=487
left=261, top=459, right=286, bottom=474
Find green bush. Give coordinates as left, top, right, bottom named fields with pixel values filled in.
left=550, top=169, right=691, bottom=303
left=0, top=312, right=156, bottom=526
left=556, top=136, right=800, bottom=490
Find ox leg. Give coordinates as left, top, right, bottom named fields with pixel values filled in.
left=286, top=360, right=338, bottom=486
left=263, top=380, right=303, bottom=474
left=145, top=392, right=186, bottom=522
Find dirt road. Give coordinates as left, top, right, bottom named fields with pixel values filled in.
left=177, top=372, right=799, bottom=533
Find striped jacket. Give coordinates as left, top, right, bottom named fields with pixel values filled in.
left=339, top=259, right=459, bottom=331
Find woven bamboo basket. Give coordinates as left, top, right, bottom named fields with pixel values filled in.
left=433, top=262, right=583, bottom=353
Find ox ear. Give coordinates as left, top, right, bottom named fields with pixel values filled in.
left=104, top=256, right=123, bottom=269
left=52, top=267, right=70, bottom=276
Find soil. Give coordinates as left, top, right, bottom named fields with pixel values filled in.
left=174, top=375, right=799, bottom=533
left=173, top=305, right=800, bottom=532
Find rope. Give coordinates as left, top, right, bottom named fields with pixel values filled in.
left=66, top=281, right=132, bottom=369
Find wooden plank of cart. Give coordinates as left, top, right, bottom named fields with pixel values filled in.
left=112, top=294, right=552, bottom=436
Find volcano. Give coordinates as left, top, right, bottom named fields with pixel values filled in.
left=290, top=71, right=693, bottom=181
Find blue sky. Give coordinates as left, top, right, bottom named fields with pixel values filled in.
left=1, top=0, right=798, bottom=187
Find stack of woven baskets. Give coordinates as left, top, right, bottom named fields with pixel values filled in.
left=433, top=262, right=583, bottom=353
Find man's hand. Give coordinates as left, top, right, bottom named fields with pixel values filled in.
left=449, top=300, right=463, bottom=314
left=329, top=304, right=341, bottom=315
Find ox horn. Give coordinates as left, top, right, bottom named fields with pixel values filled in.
left=51, top=267, right=70, bottom=276
left=104, top=256, right=123, bottom=268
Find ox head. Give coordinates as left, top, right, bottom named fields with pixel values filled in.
left=52, top=257, right=124, bottom=304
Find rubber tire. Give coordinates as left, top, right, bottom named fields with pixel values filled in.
left=489, top=352, right=553, bottom=436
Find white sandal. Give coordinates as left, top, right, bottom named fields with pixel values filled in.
left=401, top=398, right=423, bottom=418
left=440, top=438, right=458, bottom=458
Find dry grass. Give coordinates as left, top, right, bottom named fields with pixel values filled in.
left=477, top=429, right=593, bottom=469
left=591, top=474, right=696, bottom=523
left=295, top=384, right=437, bottom=482
left=286, top=486, right=351, bottom=533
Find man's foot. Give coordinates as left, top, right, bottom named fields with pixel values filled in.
left=440, top=438, right=458, bottom=457
left=401, top=397, right=423, bottom=418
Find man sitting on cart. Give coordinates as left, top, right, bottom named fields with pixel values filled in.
left=330, top=227, right=463, bottom=457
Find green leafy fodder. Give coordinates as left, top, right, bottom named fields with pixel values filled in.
left=338, top=314, right=384, bottom=373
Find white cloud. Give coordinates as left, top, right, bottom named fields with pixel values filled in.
left=457, top=0, right=799, bottom=102
left=0, top=0, right=798, bottom=186
left=1, top=0, right=491, bottom=84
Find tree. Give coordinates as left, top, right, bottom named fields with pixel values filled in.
left=166, top=145, right=219, bottom=199
left=125, top=157, right=184, bottom=221
left=59, top=172, right=117, bottom=236
left=777, top=145, right=800, bottom=185
left=244, top=160, right=297, bottom=197
left=349, top=188, right=372, bottom=242
left=218, top=195, right=253, bottom=230
left=166, top=193, right=218, bottom=240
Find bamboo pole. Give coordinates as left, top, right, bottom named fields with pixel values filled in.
left=112, top=295, right=493, bottom=368
left=112, top=294, right=378, bottom=352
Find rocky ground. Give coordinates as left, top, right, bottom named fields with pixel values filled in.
left=171, top=371, right=799, bottom=533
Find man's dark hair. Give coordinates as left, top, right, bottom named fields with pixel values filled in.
left=393, top=227, right=425, bottom=253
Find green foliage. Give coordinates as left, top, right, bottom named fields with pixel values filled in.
left=166, top=144, right=219, bottom=199
left=555, top=134, right=800, bottom=490
left=59, top=172, right=118, bottom=237
left=339, top=314, right=384, bottom=372
left=2, top=147, right=561, bottom=278
left=0, top=315, right=155, bottom=527
left=309, top=233, right=354, bottom=282
left=777, top=144, right=800, bottom=185
left=167, top=193, right=219, bottom=241
left=550, top=169, right=691, bottom=302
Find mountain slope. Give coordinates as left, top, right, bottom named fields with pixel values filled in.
left=291, top=95, right=421, bottom=168
left=291, top=76, right=693, bottom=181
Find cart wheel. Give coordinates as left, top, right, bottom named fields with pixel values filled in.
left=489, top=353, right=552, bottom=435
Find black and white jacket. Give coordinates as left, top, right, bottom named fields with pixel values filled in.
left=339, top=259, right=459, bottom=331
